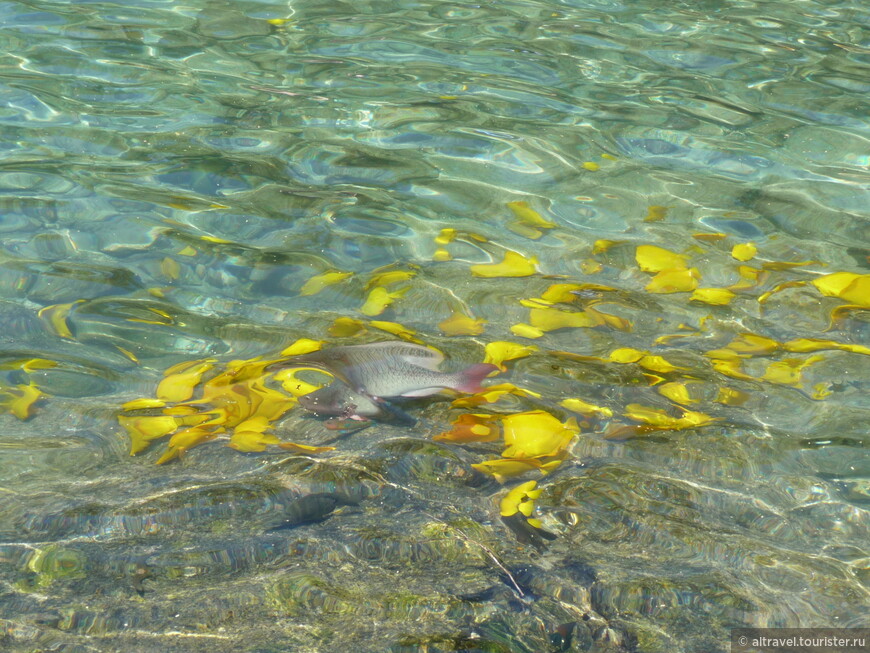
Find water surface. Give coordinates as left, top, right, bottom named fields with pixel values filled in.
left=0, top=0, right=868, bottom=651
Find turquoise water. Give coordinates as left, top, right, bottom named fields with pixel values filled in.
left=1, top=0, right=869, bottom=650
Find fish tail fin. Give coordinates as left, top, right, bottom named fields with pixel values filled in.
left=452, top=363, right=499, bottom=394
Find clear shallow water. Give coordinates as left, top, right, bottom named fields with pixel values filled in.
left=0, top=0, right=868, bottom=650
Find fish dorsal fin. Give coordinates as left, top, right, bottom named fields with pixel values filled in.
left=358, top=341, right=444, bottom=371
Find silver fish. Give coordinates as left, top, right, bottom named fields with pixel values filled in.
left=276, top=341, right=497, bottom=399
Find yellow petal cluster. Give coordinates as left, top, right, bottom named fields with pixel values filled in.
left=636, top=245, right=700, bottom=293
left=471, top=410, right=577, bottom=482
left=499, top=479, right=545, bottom=531
left=118, top=339, right=335, bottom=464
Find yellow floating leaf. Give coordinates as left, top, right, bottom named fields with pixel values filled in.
left=638, top=355, right=685, bottom=374
left=624, top=404, right=717, bottom=430
left=114, top=346, right=139, bottom=363
left=0, top=358, right=57, bottom=373
left=510, top=323, right=545, bottom=339
left=177, top=245, right=197, bottom=257
left=360, top=285, right=408, bottom=316
left=471, top=457, right=563, bottom=482
left=484, top=341, right=538, bottom=370
left=609, top=348, right=646, bottom=364
left=121, top=398, right=166, bottom=411
left=760, top=355, right=824, bottom=387
left=156, top=361, right=213, bottom=403
left=433, top=248, right=452, bottom=261
left=645, top=267, right=700, bottom=293
left=678, top=410, right=718, bottom=428
left=1, top=383, right=42, bottom=420
left=434, top=228, right=456, bottom=245
left=593, top=239, right=619, bottom=254
left=714, top=387, right=750, bottom=406
left=299, top=270, right=353, bottom=296
left=727, top=333, right=779, bottom=356
left=636, top=245, right=687, bottom=273
left=439, top=310, right=486, bottom=336
left=266, top=18, right=291, bottom=25
left=160, top=257, right=181, bottom=281
left=657, top=382, right=699, bottom=405
left=783, top=338, right=870, bottom=356
left=156, top=427, right=219, bottom=465
left=582, top=161, right=600, bottom=171
left=119, top=415, right=179, bottom=454
left=601, top=153, right=618, bottom=161
left=529, top=306, right=602, bottom=331
left=499, top=480, right=542, bottom=517
left=369, top=320, right=421, bottom=342
left=328, top=317, right=365, bottom=337
left=761, top=260, right=818, bottom=271
left=538, top=283, right=584, bottom=303
left=709, top=357, right=756, bottom=381
left=37, top=300, right=84, bottom=340
left=452, top=383, right=540, bottom=408
left=280, top=338, right=323, bottom=357
left=273, top=368, right=330, bottom=398
left=277, top=442, right=335, bottom=454
left=200, top=235, right=232, bottom=244
left=644, top=205, right=668, bottom=222
left=830, top=275, right=870, bottom=307
left=586, top=306, right=631, bottom=331
left=229, top=428, right=282, bottom=453
left=470, top=251, right=538, bottom=278
left=623, top=404, right=681, bottom=428
left=731, top=243, right=757, bottom=262
left=434, top=413, right=501, bottom=443
left=165, top=406, right=203, bottom=418
left=811, top=272, right=862, bottom=300
left=693, top=232, right=728, bottom=243
left=690, top=288, right=736, bottom=305
left=507, top=201, right=556, bottom=240
left=559, top=398, right=612, bottom=417
left=730, top=265, right=767, bottom=291
left=365, top=269, right=416, bottom=289
left=506, top=223, right=546, bottom=241
left=758, top=280, right=806, bottom=304
left=501, top=410, right=578, bottom=459
left=811, top=383, right=833, bottom=400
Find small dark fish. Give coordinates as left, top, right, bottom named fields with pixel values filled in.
left=276, top=341, right=497, bottom=399
left=264, top=493, right=358, bottom=531
left=130, top=563, right=154, bottom=597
